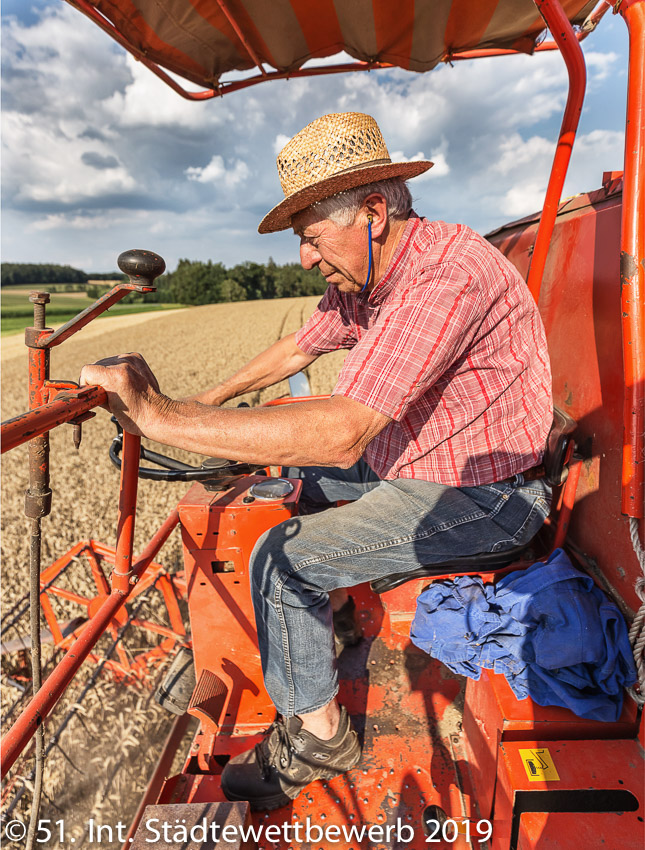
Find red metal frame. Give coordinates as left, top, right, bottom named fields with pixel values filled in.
left=526, top=0, right=587, bottom=303
left=3, top=0, right=643, bottom=842
left=34, top=539, right=187, bottom=679
left=64, top=0, right=607, bottom=102
left=3, top=434, right=151, bottom=777
left=1, top=387, right=107, bottom=453
left=618, top=0, right=645, bottom=519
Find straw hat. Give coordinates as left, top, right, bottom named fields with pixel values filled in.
left=258, top=113, right=433, bottom=234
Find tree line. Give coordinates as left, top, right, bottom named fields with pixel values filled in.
left=3, top=260, right=326, bottom=304
left=1, top=263, right=89, bottom=286
left=142, top=259, right=326, bottom=304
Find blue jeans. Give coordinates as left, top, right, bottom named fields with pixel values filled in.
left=249, top=461, right=551, bottom=717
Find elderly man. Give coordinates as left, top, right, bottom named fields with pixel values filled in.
left=80, top=112, right=552, bottom=811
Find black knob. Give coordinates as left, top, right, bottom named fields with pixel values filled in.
left=118, top=249, right=166, bottom=287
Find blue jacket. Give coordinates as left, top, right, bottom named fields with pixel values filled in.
left=410, top=549, right=636, bottom=722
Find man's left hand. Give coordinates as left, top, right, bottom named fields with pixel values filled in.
left=79, top=352, right=163, bottom=436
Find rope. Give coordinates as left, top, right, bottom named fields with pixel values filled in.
left=627, top=516, right=645, bottom=705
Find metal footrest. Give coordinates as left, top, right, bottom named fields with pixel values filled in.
left=188, top=668, right=228, bottom=733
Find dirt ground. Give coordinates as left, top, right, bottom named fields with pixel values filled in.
left=1, top=297, right=346, bottom=846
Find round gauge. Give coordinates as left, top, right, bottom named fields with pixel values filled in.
left=249, top=478, right=294, bottom=501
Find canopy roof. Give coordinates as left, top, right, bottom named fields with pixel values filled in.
left=67, top=0, right=598, bottom=93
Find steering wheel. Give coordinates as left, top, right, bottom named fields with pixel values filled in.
left=108, top=416, right=264, bottom=482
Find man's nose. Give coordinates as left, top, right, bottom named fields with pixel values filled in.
left=300, top=242, right=321, bottom=270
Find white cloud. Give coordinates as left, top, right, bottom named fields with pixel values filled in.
left=185, top=155, right=250, bottom=187
left=273, top=134, right=290, bottom=155
left=1, top=2, right=630, bottom=270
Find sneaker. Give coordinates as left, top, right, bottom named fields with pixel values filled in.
left=220, top=705, right=361, bottom=811
left=333, top=596, right=363, bottom=648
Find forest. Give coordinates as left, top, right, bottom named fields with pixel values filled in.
left=2, top=260, right=326, bottom=304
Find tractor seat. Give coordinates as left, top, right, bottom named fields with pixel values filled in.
left=370, top=407, right=576, bottom=594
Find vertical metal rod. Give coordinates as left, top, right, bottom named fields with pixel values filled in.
left=24, top=292, right=51, bottom=850
left=618, top=1, right=645, bottom=519
left=112, top=431, right=142, bottom=594
left=526, top=0, right=587, bottom=303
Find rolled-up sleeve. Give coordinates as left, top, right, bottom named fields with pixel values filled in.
left=333, top=264, right=484, bottom=421
left=295, top=287, right=358, bottom=355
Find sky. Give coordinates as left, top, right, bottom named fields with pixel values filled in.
left=1, top=1, right=629, bottom=274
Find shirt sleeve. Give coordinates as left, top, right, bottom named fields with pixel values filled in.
left=333, top=264, right=485, bottom=420
left=294, top=286, right=358, bottom=355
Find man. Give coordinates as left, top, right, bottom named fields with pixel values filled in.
left=80, top=112, right=553, bottom=811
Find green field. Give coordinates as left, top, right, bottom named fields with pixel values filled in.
left=1, top=288, right=182, bottom=335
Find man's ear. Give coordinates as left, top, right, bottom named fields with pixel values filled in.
left=362, top=194, right=388, bottom=238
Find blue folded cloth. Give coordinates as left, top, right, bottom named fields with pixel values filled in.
left=410, top=549, right=637, bottom=722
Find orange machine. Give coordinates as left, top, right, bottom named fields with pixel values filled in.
left=2, top=2, right=643, bottom=848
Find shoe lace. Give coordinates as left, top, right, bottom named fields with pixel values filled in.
left=254, top=716, right=297, bottom=780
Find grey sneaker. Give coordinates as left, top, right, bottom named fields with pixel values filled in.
left=220, top=705, right=361, bottom=811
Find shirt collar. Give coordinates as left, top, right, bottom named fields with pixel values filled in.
left=366, top=212, right=422, bottom=305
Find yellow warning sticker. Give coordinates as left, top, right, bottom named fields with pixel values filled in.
left=519, top=748, right=560, bottom=782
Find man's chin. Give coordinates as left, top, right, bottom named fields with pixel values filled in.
left=331, top=279, right=361, bottom=294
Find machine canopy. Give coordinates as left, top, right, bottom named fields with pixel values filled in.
left=67, top=0, right=598, bottom=90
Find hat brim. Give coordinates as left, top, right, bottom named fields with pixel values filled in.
left=258, top=160, right=433, bottom=234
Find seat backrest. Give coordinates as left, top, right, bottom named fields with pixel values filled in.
left=543, top=406, right=577, bottom=487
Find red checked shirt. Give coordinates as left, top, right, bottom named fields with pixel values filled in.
left=295, top=214, right=553, bottom=486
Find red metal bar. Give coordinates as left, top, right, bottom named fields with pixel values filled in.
left=215, top=0, right=268, bottom=77
left=1, top=593, right=129, bottom=776
left=35, top=283, right=154, bottom=349
left=263, top=394, right=330, bottom=406
left=39, top=586, right=92, bottom=607
left=526, top=0, right=587, bottom=303
left=131, top=509, right=180, bottom=581
left=111, top=431, right=141, bottom=593
left=0, top=433, right=141, bottom=777
left=551, top=458, right=583, bottom=550
left=122, top=712, right=192, bottom=849
left=448, top=0, right=610, bottom=61
left=127, top=619, right=187, bottom=642
left=1, top=387, right=107, bottom=453
left=65, top=0, right=607, bottom=100
left=618, top=0, right=645, bottom=518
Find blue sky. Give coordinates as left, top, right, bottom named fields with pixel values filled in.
left=1, top=1, right=628, bottom=274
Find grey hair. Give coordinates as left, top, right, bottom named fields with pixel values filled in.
left=310, top=177, right=412, bottom=226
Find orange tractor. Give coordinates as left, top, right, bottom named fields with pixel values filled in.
left=2, top=1, right=644, bottom=848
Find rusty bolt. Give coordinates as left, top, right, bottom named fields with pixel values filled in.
left=73, top=424, right=82, bottom=451
left=29, top=291, right=50, bottom=329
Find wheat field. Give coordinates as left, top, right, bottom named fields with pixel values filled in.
left=1, top=297, right=346, bottom=845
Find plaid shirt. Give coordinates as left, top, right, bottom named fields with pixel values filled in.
left=295, top=214, right=553, bottom=486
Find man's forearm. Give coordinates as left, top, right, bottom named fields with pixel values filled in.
left=146, top=395, right=385, bottom=469
left=184, top=332, right=318, bottom=405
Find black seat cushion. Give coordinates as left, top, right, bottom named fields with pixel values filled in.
left=370, top=541, right=533, bottom=594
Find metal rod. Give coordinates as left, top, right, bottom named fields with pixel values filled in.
left=618, top=0, right=645, bottom=518
left=64, top=0, right=607, bottom=100
left=122, top=712, right=193, bottom=849
left=3, top=584, right=160, bottom=821
left=1, top=386, right=108, bottom=453
left=112, top=432, right=141, bottom=593
left=38, top=283, right=154, bottom=349
left=526, top=0, right=587, bottom=303
left=1, top=507, right=179, bottom=777
left=215, top=0, right=268, bottom=77
left=24, top=293, right=51, bottom=850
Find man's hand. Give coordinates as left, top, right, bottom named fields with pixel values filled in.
left=79, top=352, right=163, bottom=436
